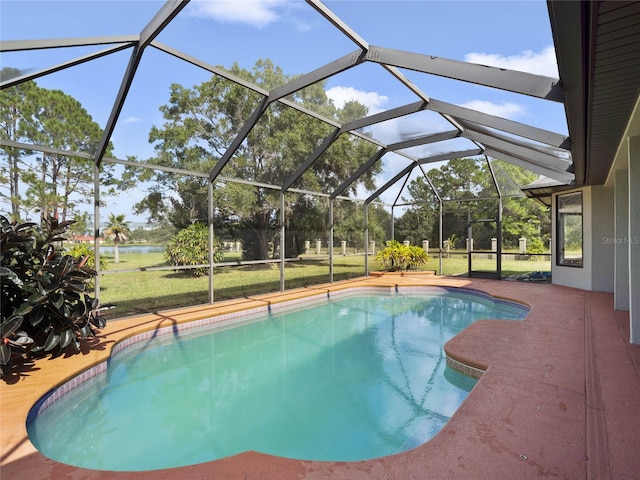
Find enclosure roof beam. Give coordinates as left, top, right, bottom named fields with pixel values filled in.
left=462, top=129, right=572, bottom=171
left=427, top=97, right=570, bottom=148
left=387, top=130, right=460, bottom=152
left=282, top=127, right=342, bottom=192
left=366, top=148, right=483, bottom=203
left=392, top=170, right=412, bottom=206
left=365, top=46, right=564, bottom=102
left=382, top=64, right=430, bottom=103
left=486, top=155, right=502, bottom=198
left=484, top=147, right=574, bottom=184
left=487, top=157, right=526, bottom=197
left=151, top=41, right=270, bottom=95
left=366, top=163, right=416, bottom=204
left=340, top=101, right=427, bottom=133
left=331, top=148, right=387, bottom=200
left=155, top=40, right=350, bottom=130
left=269, top=50, right=367, bottom=102
left=153, top=46, right=390, bottom=186
left=0, top=43, right=134, bottom=89
left=0, top=35, right=139, bottom=52
left=209, top=97, right=270, bottom=182
left=94, top=0, right=189, bottom=167
left=459, top=119, right=572, bottom=161
left=416, top=148, right=484, bottom=165
left=305, top=0, right=369, bottom=50
left=417, top=164, right=443, bottom=203
left=139, top=0, right=188, bottom=47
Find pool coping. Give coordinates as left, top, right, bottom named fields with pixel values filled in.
left=2, top=273, right=639, bottom=480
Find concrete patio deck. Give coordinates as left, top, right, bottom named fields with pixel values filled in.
left=1, top=273, right=639, bottom=479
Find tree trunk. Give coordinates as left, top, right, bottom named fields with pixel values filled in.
left=9, top=151, right=20, bottom=220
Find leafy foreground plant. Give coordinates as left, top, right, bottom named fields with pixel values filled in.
left=376, top=240, right=430, bottom=272
left=0, top=215, right=107, bottom=379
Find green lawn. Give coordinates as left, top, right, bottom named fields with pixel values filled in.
left=98, top=251, right=550, bottom=319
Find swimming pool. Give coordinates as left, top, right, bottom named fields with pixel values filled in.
left=27, top=287, right=528, bottom=471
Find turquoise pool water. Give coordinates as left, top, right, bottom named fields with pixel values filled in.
left=27, top=289, right=528, bottom=471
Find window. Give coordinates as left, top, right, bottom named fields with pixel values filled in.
left=557, top=192, right=583, bottom=267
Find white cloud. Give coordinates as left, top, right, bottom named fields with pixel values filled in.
left=186, top=0, right=291, bottom=28
left=326, top=86, right=388, bottom=114
left=458, top=100, right=526, bottom=120
left=464, top=45, right=558, bottom=78
left=123, top=116, right=142, bottom=123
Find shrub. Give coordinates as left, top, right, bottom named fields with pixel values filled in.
left=66, top=242, right=108, bottom=272
left=0, top=215, right=107, bottom=379
left=376, top=240, right=430, bottom=271
left=164, top=223, right=224, bottom=277
left=527, top=237, right=547, bottom=255
left=526, top=236, right=547, bottom=261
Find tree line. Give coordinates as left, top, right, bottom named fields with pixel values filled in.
left=0, top=67, right=128, bottom=229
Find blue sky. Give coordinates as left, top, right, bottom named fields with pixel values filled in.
left=1, top=0, right=564, bottom=219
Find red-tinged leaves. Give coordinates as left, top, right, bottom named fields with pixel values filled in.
left=8, top=335, right=34, bottom=347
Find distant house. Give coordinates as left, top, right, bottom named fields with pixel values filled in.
left=70, top=235, right=102, bottom=244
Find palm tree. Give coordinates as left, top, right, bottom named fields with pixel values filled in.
left=104, top=213, right=130, bottom=264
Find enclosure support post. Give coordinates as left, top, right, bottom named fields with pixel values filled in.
left=391, top=205, right=395, bottom=240
left=467, top=214, right=472, bottom=276
left=364, top=203, right=370, bottom=276
left=208, top=181, right=215, bottom=303
left=439, top=199, right=443, bottom=276
left=93, top=164, right=101, bottom=297
left=280, top=191, right=285, bottom=292
left=497, top=196, right=503, bottom=278
left=487, top=157, right=503, bottom=279
left=329, top=199, right=334, bottom=283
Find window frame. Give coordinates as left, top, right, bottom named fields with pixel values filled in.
left=556, top=191, right=583, bottom=267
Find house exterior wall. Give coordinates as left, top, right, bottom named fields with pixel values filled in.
left=590, top=185, right=615, bottom=293
left=614, top=168, right=630, bottom=310
left=629, top=136, right=640, bottom=344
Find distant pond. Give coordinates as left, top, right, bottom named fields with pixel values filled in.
left=99, top=245, right=164, bottom=255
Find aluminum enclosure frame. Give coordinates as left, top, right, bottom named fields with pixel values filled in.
left=0, top=0, right=575, bottom=302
